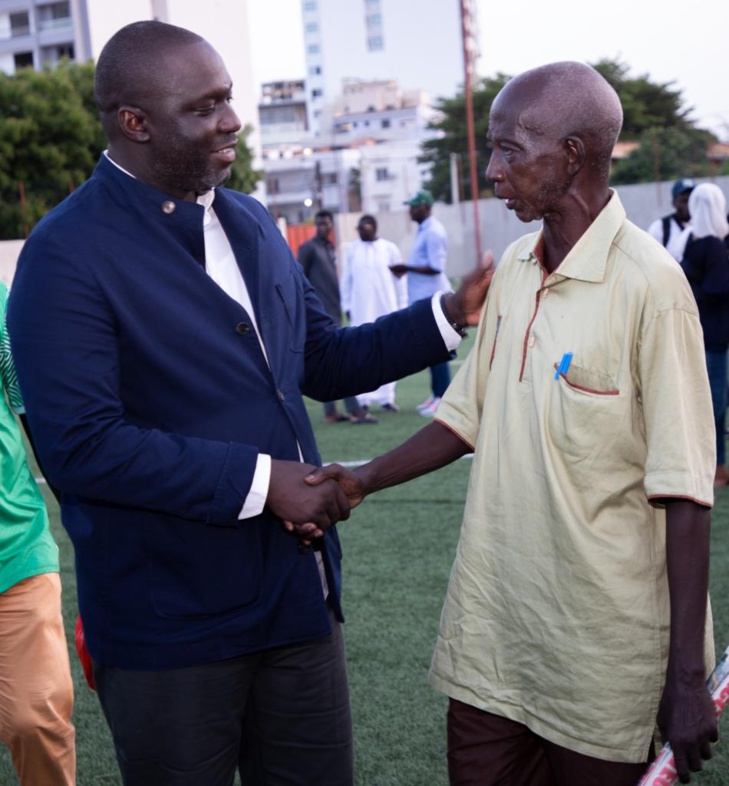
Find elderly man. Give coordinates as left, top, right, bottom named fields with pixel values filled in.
left=302, top=61, right=717, bottom=785
left=6, top=20, right=490, bottom=786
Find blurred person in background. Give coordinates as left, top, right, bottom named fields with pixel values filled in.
left=679, top=183, right=729, bottom=487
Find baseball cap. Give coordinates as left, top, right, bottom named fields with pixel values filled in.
left=404, top=189, right=434, bottom=207
left=672, top=178, right=696, bottom=197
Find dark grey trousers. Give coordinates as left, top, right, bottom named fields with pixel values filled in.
left=93, top=613, right=352, bottom=786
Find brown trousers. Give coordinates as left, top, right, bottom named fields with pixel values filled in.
left=0, top=573, right=76, bottom=785
left=447, top=698, right=652, bottom=786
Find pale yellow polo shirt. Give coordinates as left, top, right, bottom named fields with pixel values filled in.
left=430, top=192, right=715, bottom=763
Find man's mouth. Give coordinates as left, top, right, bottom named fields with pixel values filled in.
left=212, top=142, right=237, bottom=163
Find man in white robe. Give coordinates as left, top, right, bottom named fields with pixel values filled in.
left=341, top=215, right=408, bottom=412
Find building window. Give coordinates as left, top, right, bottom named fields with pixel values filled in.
left=305, top=22, right=318, bottom=33
left=381, top=119, right=391, bottom=129
left=10, top=11, right=31, bottom=37
left=307, top=44, right=320, bottom=54
left=375, top=167, right=390, bottom=182
left=37, top=1, right=71, bottom=31
left=311, top=88, right=323, bottom=99
left=367, top=13, right=381, bottom=27
left=309, top=66, right=321, bottom=76
left=14, top=51, right=34, bottom=69
left=322, top=173, right=338, bottom=185
left=367, top=35, right=384, bottom=51
left=267, top=177, right=280, bottom=195
left=303, top=0, right=317, bottom=9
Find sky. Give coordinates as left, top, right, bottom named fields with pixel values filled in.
left=246, top=0, right=729, bottom=140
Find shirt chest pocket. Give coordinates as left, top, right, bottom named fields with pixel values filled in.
left=548, top=362, right=627, bottom=467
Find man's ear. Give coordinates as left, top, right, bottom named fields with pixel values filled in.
left=564, top=136, right=586, bottom=175
left=117, top=106, right=150, bottom=143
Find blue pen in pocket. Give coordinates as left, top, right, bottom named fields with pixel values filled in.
left=554, top=352, right=573, bottom=380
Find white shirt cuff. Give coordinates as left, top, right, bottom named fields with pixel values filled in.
left=239, top=453, right=272, bottom=519
left=432, top=291, right=462, bottom=352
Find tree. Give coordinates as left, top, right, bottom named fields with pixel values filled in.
left=591, top=59, right=693, bottom=137
left=420, top=59, right=716, bottom=201
left=226, top=124, right=264, bottom=195
left=0, top=63, right=263, bottom=240
left=418, top=74, right=510, bottom=203
left=611, top=126, right=717, bottom=185
left=0, top=61, right=103, bottom=239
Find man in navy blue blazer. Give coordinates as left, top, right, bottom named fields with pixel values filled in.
left=7, top=20, right=490, bottom=786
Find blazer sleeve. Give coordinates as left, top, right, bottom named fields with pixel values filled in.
left=299, top=267, right=453, bottom=401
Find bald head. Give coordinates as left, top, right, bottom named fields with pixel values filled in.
left=493, top=61, right=623, bottom=182
left=94, top=21, right=205, bottom=136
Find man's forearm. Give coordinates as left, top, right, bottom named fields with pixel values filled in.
left=357, top=421, right=471, bottom=494
left=664, top=499, right=711, bottom=676
left=657, top=498, right=717, bottom=781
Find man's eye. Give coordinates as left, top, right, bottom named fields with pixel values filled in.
left=195, top=106, right=215, bottom=115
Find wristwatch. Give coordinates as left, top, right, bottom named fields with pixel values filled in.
left=440, top=294, right=468, bottom=338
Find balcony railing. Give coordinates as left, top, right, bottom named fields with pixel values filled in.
left=37, top=17, right=72, bottom=32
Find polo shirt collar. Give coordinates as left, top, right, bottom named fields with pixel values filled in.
left=518, top=190, right=625, bottom=284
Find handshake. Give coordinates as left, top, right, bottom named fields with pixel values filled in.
left=266, top=459, right=369, bottom=544
left=264, top=255, right=495, bottom=545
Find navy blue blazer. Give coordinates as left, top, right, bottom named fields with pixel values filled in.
left=8, top=156, right=452, bottom=669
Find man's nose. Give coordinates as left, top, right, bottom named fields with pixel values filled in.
left=484, top=156, right=501, bottom=182
left=221, top=104, right=242, bottom=134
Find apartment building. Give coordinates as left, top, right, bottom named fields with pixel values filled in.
left=301, top=0, right=469, bottom=137
left=259, top=74, right=438, bottom=222
left=0, top=0, right=89, bottom=73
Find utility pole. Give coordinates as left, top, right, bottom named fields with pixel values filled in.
left=459, top=0, right=482, bottom=264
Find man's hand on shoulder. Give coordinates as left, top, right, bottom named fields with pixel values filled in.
left=444, top=249, right=495, bottom=327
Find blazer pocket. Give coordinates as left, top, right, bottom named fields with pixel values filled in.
left=147, top=520, right=262, bottom=619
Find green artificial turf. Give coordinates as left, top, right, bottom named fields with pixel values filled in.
left=1, top=352, right=728, bottom=785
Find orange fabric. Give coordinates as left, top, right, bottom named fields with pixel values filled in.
left=0, top=573, right=76, bottom=785
left=287, top=224, right=316, bottom=259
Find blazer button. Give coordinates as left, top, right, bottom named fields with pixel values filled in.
left=277, top=390, right=285, bottom=401
left=161, top=200, right=176, bottom=214
left=235, top=322, right=250, bottom=335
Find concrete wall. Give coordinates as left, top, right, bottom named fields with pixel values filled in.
left=3, top=176, right=729, bottom=285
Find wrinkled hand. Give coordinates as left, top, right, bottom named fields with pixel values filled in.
left=657, top=673, right=718, bottom=782
left=268, top=460, right=352, bottom=537
left=444, top=249, right=495, bottom=327
left=282, top=464, right=367, bottom=543
left=306, top=463, right=367, bottom=506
